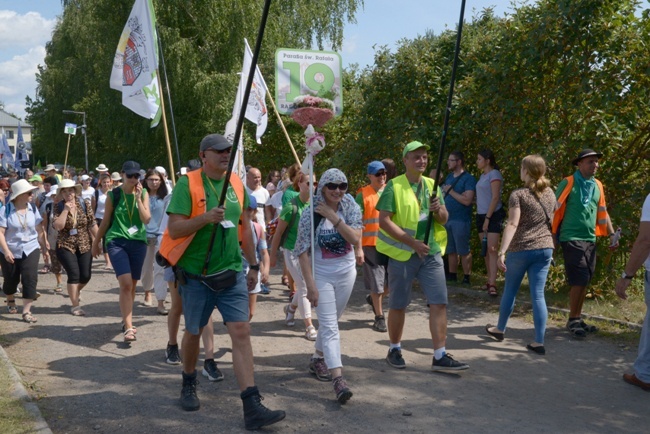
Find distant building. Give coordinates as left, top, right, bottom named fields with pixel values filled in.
left=0, top=109, right=32, bottom=157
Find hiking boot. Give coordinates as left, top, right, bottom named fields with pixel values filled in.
left=202, top=359, right=224, bottom=382
left=372, top=315, right=387, bottom=332
left=180, top=371, right=200, bottom=411
left=386, top=348, right=406, bottom=369
left=365, top=293, right=377, bottom=316
left=241, top=386, right=286, bottom=430
left=432, top=353, right=469, bottom=371
left=166, top=343, right=182, bottom=365
left=332, top=376, right=353, bottom=404
left=309, top=357, right=332, bottom=382
left=462, top=275, right=471, bottom=285
left=580, top=320, right=598, bottom=333
left=283, top=304, right=296, bottom=327
left=566, top=319, right=587, bottom=338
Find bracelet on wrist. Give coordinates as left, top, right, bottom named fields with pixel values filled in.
left=334, top=218, right=342, bottom=228
left=498, top=250, right=506, bottom=257
left=250, top=264, right=260, bottom=271
left=485, top=216, right=491, bottom=220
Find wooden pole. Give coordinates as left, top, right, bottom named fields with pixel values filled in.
left=156, top=70, right=176, bottom=186
left=265, top=92, right=301, bottom=166
left=63, top=134, right=72, bottom=175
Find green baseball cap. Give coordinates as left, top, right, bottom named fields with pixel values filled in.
left=29, top=175, right=42, bottom=182
left=402, top=141, right=430, bottom=157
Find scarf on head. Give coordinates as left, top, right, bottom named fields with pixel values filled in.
left=293, top=168, right=362, bottom=256
left=573, top=170, right=596, bottom=207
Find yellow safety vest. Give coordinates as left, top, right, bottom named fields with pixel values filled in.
left=376, top=175, right=447, bottom=261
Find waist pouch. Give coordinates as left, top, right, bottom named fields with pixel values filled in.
left=177, top=268, right=238, bottom=291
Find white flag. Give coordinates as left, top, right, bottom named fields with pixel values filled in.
left=235, top=39, right=268, bottom=144
left=225, top=117, right=246, bottom=183
left=109, top=0, right=161, bottom=127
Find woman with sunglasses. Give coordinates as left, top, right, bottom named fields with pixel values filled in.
left=270, top=172, right=319, bottom=340
left=92, top=161, right=151, bottom=342
left=295, top=168, right=363, bottom=404
left=53, top=179, right=98, bottom=316
left=0, top=180, right=47, bottom=322
left=140, top=167, right=171, bottom=313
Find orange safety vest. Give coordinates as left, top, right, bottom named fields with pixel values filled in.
left=159, top=169, right=245, bottom=266
left=359, top=185, right=381, bottom=246
left=551, top=174, right=608, bottom=236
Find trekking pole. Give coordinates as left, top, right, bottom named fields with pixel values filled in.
left=423, top=0, right=466, bottom=243
left=203, top=0, right=273, bottom=274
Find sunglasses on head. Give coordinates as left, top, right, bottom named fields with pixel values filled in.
left=207, top=147, right=232, bottom=155
left=125, top=173, right=140, bottom=179
left=325, top=182, right=348, bottom=191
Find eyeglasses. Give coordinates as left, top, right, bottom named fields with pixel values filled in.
left=125, top=173, right=140, bottom=179
left=373, top=171, right=386, bottom=177
left=325, top=182, right=348, bottom=191
left=206, top=147, right=232, bottom=155
left=147, top=178, right=161, bottom=182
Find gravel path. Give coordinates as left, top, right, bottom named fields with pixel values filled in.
left=1, top=260, right=648, bottom=433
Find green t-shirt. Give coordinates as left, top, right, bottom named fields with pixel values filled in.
left=279, top=196, right=309, bottom=250
left=555, top=173, right=600, bottom=243
left=281, top=186, right=299, bottom=207
left=166, top=173, right=249, bottom=275
left=105, top=189, right=147, bottom=244
left=376, top=178, right=445, bottom=256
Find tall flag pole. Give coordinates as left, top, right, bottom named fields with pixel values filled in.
left=157, top=30, right=182, bottom=172
left=423, top=0, right=467, bottom=243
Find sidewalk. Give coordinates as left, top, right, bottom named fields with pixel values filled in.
left=1, top=262, right=648, bottom=433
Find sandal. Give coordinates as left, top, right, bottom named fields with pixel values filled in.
left=305, top=325, right=317, bottom=341
left=123, top=328, right=137, bottom=342
left=487, top=284, right=498, bottom=297
left=6, top=301, right=18, bottom=314
left=54, top=284, right=63, bottom=293
left=39, top=265, right=51, bottom=274
left=22, top=312, right=37, bottom=323
left=281, top=275, right=290, bottom=287
left=71, top=306, right=86, bottom=316
left=121, top=322, right=137, bottom=333
left=283, top=304, right=296, bottom=327
left=566, top=319, right=587, bottom=339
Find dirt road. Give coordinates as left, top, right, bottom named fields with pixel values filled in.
left=1, top=261, right=648, bottom=433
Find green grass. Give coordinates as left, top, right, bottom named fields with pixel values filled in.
left=0, top=359, right=37, bottom=434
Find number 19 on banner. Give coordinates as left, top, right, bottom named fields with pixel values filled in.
left=275, top=48, right=343, bottom=116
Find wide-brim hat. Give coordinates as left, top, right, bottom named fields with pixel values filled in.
left=57, top=179, right=82, bottom=196
left=44, top=164, right=57, bottom=172
left=572, top=149, right=603, bottom=165
left=10, top=179, right=38, bottom=202
left=46, top=185, right=59, bottom=197
left=111, top=172, right=122, bottom=181
left=95, top=164, right=109, bottom=172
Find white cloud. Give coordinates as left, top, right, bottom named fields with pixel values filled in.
left=0, top=10, right=56, bottom=50
left=0, top=46, right=46, bottom=120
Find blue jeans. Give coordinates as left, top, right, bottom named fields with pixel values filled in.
left=497, top=248, right=553, bottom=344
left=634, top=271, right=650, bottom=382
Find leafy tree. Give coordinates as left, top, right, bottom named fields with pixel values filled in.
left=29, top=0, right=364, bottom=173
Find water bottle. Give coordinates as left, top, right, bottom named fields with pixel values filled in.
left=481, top=234, right=488, bottom=257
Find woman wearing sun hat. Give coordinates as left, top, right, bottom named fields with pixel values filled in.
left=53, top=179, right=98, bottom=316
left=92, top=161, right=150, bottom=342
left=0, top=179, right=48, bottom=323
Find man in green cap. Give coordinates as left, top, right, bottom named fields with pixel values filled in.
left=376, top=141, right=469, bottom=371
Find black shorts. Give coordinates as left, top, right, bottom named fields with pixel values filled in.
left=476, top=207, right=506, bottom=234
left=561, top=240, right=596, bottom=287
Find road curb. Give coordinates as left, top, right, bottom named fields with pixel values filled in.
left=0, top=344, right=53, bottom=434
left=447, top=284, right=643, bottom=330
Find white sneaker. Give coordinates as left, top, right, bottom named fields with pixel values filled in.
left=283, top=304, right=296, bottom=327
left=305, top=325, right=317, bottom=341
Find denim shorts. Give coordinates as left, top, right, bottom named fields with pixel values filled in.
left=445, top=219, right=472, bottom=255
left=106, top=238, right=147, bottom=280
left=387, top=253, right=448, bottom=309
left=179, top=271, right=249, bottom=335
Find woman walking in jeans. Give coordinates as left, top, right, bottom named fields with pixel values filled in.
left=295, top=168, right=362, bottom=404
left=485, top=155, right=555, bottom=355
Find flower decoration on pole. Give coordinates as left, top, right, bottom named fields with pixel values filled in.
left=291, top=94, right=335, bottom=176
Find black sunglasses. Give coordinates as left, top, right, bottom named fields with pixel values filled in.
left=206, top=147, right=232, bottom=155
left=325, top=182, right=348, bottom=191
left=373, top=171, right=386, bottom=177
left=125, top=173, right=140, bottom=179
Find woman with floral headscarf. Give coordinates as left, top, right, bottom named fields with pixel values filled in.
left=295, top=168, right=362, bottom=404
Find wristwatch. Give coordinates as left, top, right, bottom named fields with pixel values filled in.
left=621, top=271, right=634, bottom=280
left=250, top=264, right=260, bottom=271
